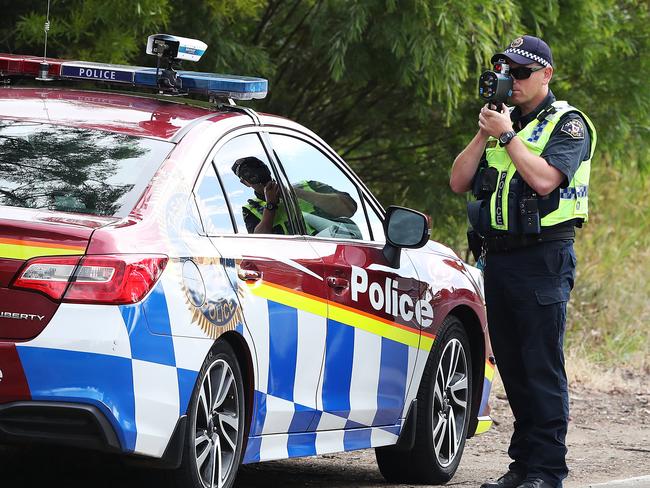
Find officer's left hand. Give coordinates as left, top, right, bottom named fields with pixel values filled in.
left=478, top=103, right=513, bottom=138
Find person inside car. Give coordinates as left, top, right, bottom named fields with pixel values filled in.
left=232, top=156, right=359, bottom=236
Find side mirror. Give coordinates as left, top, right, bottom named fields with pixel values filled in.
left=382, top=206, right=430, bottom=267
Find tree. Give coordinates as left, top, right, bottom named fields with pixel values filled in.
left=6, top=0, right=650, bottom=245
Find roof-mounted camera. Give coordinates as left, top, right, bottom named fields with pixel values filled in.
left=146, top=34, right=207, bottom=95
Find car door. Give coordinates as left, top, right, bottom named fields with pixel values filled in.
left=267, top=132, right=428, bottom=435
left=196, top=130, right=328, bottom=443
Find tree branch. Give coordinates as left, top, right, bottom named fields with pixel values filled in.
left=252, top=0, right=282, bottom=45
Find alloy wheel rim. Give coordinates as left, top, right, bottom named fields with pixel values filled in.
left=192, top=358, right=239, bottom=488
left=432, top=338, right=468, bottom=467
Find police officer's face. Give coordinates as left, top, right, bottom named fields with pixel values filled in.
left=509, top=62, right=553, bottom=106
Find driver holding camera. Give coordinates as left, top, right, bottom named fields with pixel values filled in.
left=450, top=36, right=596, bottom=488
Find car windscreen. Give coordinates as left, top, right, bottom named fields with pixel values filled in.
left=0, top=120, right=174, bottom=217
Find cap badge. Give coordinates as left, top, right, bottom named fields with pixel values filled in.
left=510, top=37, right=524, bottom=48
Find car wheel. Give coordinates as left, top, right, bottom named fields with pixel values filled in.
left=176, top=341, right=245, bottom=488
left=375, top=315, right=472, bottom=484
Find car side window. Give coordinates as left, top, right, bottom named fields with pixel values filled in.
left=364, top=196, right=386, bottom=242
left=194, top=163, right=235, bottom=235
left=213, top=133, right=292, bottom=235
left=269, top=134, right=370, bottom=240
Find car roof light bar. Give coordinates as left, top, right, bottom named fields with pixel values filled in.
left=0, top=54, right=268, bottom=101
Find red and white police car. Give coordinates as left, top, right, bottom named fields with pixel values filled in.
left=0, top=35, right=493, bottom=488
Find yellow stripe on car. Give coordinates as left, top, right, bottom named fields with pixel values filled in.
left=485, top=361, right=495, bottom=382
left=246, top=280, right=435, bottom=351
left=475, top=416, right=493, bottom=435
left=245, top=279, right=328, bottom=318
left=0, top=238, right=86, bottom=260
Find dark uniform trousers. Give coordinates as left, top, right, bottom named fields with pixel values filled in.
left=484, top=239, right=576, bottom=488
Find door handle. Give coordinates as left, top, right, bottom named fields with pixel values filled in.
left=238, top=268, right=262, bottom=282
left=326, top=276, right=349, bottom=290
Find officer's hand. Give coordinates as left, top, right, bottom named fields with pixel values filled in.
left=478, top=103, right=513, bottom=138
left=264, top=180, right=280, bottom=204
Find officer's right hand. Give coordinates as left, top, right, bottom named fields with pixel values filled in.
left=264, top=180, right=280, bottom=204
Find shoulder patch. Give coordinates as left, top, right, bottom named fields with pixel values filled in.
left=560, top=119, right=585, bottom=139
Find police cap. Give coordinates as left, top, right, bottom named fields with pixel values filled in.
left=491, top=35, right=553, bottom=67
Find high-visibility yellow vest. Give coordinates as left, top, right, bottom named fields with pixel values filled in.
left=244, top=181, right=317, bottom=234
left=485, top=101, right=597, bottom=231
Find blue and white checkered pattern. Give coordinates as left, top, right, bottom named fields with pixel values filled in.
left=240, top=297, right=423, bottom=464
left=504, top=47, right=550, bottom=67
left=560, top=185, right=588, bottom=199
left=14, top=259, right=431, bottom=463
left=527, top=119, right=550, bottom=143
left=243, top=423, right=401, bottom=463
left=16, top=277, right=214, bottom=457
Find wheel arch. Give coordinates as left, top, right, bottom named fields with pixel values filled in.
left=448, top=305, right=485, bottom=439
left=216, top=331, right=255, bottom=444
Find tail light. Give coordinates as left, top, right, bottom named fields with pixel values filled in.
left=11, top=254, right=168, bottom=304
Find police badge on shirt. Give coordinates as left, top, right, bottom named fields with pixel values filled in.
left=560, top=118, right=585, bottom=139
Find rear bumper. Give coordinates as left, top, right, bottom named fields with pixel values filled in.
left=1, top=297, right=203, bottom=458
left=0, top=401, right=188, bottom=468
left=0, top=401, right=121, bottom=452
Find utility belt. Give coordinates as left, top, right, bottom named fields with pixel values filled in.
left=467, top=225, right=575, bottom=260
left=482, top=226, right=575, bottom=253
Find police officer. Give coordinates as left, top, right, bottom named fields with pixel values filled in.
left=450, top=36, right=596, bottom=488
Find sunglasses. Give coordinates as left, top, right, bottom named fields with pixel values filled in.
left=509, top=65, right=545, bottom=80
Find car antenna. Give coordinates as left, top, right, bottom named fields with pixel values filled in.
left=35, top=0, right=53, bottom=81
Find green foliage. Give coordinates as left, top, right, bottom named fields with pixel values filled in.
left=3, top=0, right=170, bottom=63
left=3, top=0, right=650, bottom=365
left=568, top=161, right=650, bottom=366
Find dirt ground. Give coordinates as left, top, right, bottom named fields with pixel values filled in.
left=1, top=367, right=648, bottom=488
left=236, top=367, right=650, bottom=488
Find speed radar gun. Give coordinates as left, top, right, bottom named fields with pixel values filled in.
left=146, top=34, right=207, bottom=94
left=478, top=61, right=513, bottom=110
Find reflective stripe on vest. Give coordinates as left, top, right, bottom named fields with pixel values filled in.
left=485, top=101, right=597, bottom=231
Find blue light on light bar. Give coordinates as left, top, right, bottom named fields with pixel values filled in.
left=53, top=61, right=267, bottom=100
left=133, top=68, right=268, bottom=100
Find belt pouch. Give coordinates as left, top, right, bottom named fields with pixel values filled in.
left=467, top=229, right=483, bottom=262
left=467, top=199, right=491, bottom=235
left=520, top=197, right=541, bottom=234
left=507, top=191, right=520, bottom=234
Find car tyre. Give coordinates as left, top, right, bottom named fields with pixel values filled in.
left=375, top=315, right=472, bottom=484
left=175, top=341, right=246, bottom=488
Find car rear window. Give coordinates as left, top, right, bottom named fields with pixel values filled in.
left=0, top=120, right=174, bottom=217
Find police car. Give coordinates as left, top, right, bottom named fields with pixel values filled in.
left=0, top=35, right=493, bottom=488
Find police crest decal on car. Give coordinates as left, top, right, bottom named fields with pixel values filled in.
left=182, top=257, right=242, bottom=338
